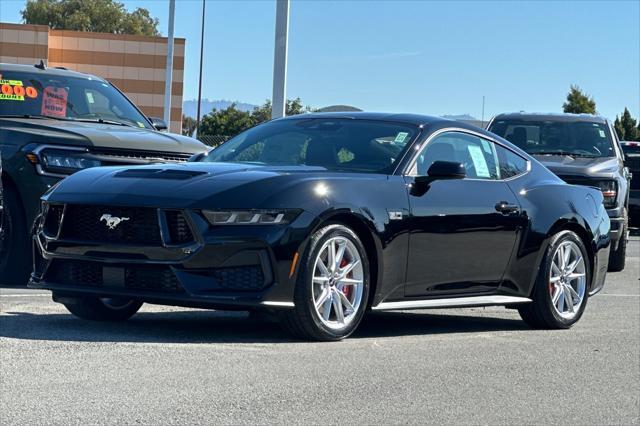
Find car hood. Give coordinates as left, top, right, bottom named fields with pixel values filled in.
left=0, top=117, right=205, bottom=154
left=532, top=155, right=620, bottom=178
left=44, top=162, right=386, bottom=212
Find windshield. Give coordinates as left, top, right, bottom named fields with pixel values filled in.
left=0, top=69, right=153, bottom=129
left=203, top=118, right=419, bottom=173
left=489, top=119, right=614, bottom=157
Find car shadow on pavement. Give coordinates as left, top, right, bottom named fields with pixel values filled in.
left=0, top=308, right=528, bottom=344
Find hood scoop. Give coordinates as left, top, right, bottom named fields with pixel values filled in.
left=115, top=168, right=207, bottom=180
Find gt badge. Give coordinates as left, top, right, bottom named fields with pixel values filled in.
left=388, top=211, right=403, bottom=220
left=100, top=214, right=130, bottom=230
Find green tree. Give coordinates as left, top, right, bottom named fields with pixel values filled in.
left=614, top=108, right=639, bottom=141
left=21, top=0, right=160, bottom=36
left=250, top=98, right=312, bottom=125
left=562, top=85, right=596, bottom=114
left=198, top=104, right=255, bottom=137
left=181, top=115, right=197, bottom=137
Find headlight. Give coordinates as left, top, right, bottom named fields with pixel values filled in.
left=202, top=209, right=300, bottom=225
left=595, top=180, right=617, bottom=208
left=26, top=146, right=102, bottom=176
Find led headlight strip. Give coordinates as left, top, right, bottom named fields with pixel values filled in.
left=202, top=210, right=299, bottom=225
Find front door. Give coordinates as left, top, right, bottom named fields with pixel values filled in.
left=404, top=130, right=521, bottom=297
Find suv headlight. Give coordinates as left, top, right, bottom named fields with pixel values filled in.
left=202, top=209, right=300, bottom=225
left=595, top=180, right=617, bottom=208
left=26, top=146, right=102, bottom=176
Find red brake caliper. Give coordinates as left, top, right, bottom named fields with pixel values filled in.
left=340, top=258, right=351, bottom=299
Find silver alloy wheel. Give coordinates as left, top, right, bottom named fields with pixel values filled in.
left=100, top=298, right=135, bottom=310
left=549, top=240, right=586, bottom=319
left=312, top=236, right=364, bottom=330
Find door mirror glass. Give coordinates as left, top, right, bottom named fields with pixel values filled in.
left=149, top=116, right=168, bottom=132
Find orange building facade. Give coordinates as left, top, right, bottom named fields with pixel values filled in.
left=0, top=22, right=184, bottom=133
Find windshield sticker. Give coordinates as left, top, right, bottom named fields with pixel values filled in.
left=467, top=145, right=490, bottom=178
left=598, top=129, right=606, bottom=138
left=86, top=92, right=95, bottom=104
left=0, top=80, right=38, bottom=101
left=136, top=121, right=146, bottom=128
left=41, top=86, right=68, bottom=117
left=394, top=132, right=409, bottom=143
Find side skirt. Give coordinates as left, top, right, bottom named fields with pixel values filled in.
left=372, top=295, right=532, bottom=311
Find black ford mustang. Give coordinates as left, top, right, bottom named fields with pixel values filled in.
left=30, top=113, right=611, bottom=341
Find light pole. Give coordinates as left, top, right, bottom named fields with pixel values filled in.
left=163, top=0, right=176, bottom=130
left=271, top=0, right=290, bottom=119
left=195, top=0, right=206, bottom=137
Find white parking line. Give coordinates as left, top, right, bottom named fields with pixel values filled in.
left=598, top=293, right=640, bottom=297
left=0, top=294, right=50, bottom=297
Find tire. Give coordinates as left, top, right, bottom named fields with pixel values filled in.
left=279, top=223, right=370, bottom=341
left=63, top=297, right=143, bottom=321
left=0, top=184, right=31, bottom=286
left=518, top=230, right=590, bottom=329
left=608, top=210, right=627, bottom=272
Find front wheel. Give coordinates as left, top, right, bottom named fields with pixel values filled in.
left=518, top=230, right=590, bottom=329
left=63, top=297, right=143, bottom=321
left=279, top=224, right=370, bottom=341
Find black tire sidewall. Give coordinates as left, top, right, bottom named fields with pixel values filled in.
left=297, top=224, right=370, bottom=340
left=64, top=297, right=143, bottom=321
left=537, top=230, right=590, bottom=328
left=0, top=184, right=29, bottom=285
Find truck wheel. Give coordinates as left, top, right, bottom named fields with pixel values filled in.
left=0, top=184, right=30, bottom=286
left=518, top=230, right=590, bottom=329
left=608, top=210, right=627, bottom=272
left=63, top=297, right=143, bottom=321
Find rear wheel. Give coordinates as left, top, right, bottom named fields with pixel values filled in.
left=0, top=184, right=30, bottom=286
left=279, top=224, right=370, bottom=341
left=608, top=210, right=627, bottom=272
left=63, top=297, right=143, bottom=321
left=518, top=230, right=589, bottom=329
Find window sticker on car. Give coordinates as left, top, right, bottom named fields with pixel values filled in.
left=394, top=132, right=409, bottom=143
left=136, top=121, right=145, bottom=128
left=467, top=145, right=490, bottom=178
left=598, top=129, right=606, bottom=138
left=41, top=86, right=68, bottom=117
left=0, top=80, right=38, bottom=101
left=86, top=92, right=95, bottom=104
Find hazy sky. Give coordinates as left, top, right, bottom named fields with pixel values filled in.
left=1, top=0, right=638, bottom=120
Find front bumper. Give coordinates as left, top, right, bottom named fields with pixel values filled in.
left=29, top=206, right=315, bottom=310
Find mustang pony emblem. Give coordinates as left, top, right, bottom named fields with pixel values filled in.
left=100, top=214, right=130, bottom=230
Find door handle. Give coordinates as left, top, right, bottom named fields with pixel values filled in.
left=495, top=201, right=519, bottom=214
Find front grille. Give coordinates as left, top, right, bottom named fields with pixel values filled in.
left=46, top=260, right=103, bottom=287
left=125, top=266, right=182, bottom=292
left=165, top=210, right=195, bottom=244
left=90, top=148, right=192, bottom=163
left=556, top=175, right=594, bottom=187
left=61, top=205, right=162, bottom=245
left=44, top=260, right=182, bottom=293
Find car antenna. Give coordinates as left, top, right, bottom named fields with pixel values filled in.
left=34, top=59, right=47, bottom=70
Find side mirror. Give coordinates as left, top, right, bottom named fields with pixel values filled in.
left=413, top=161, right=466, bottom=192
left=188, top=151, right=209, bottom=162
left=149, top=117, right=168, bottom=132
left=426, top=161, right=466, bottom=180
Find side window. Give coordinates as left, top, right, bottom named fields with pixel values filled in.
left=494, top=144, right=529, bottom=178
left=410, top=131, right=500, bottom=180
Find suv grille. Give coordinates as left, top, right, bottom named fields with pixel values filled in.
left=61, top=205, right=162, bottom=245
left=90, top=148, right=192, bottom=164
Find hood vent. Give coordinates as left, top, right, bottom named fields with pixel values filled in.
left=115, top=169, right=206, bottom=180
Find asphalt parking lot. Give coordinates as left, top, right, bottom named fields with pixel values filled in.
left=1, top=235, right=638, bottom=425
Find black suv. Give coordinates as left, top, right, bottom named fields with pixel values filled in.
left=620, top=141, right=639, bottom=224
left=0, top=63, right=207, bottom=285
left=488, top=113, right=630, bottom=271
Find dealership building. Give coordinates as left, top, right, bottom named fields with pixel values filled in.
left=0, top=22, right=185, bottom=133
